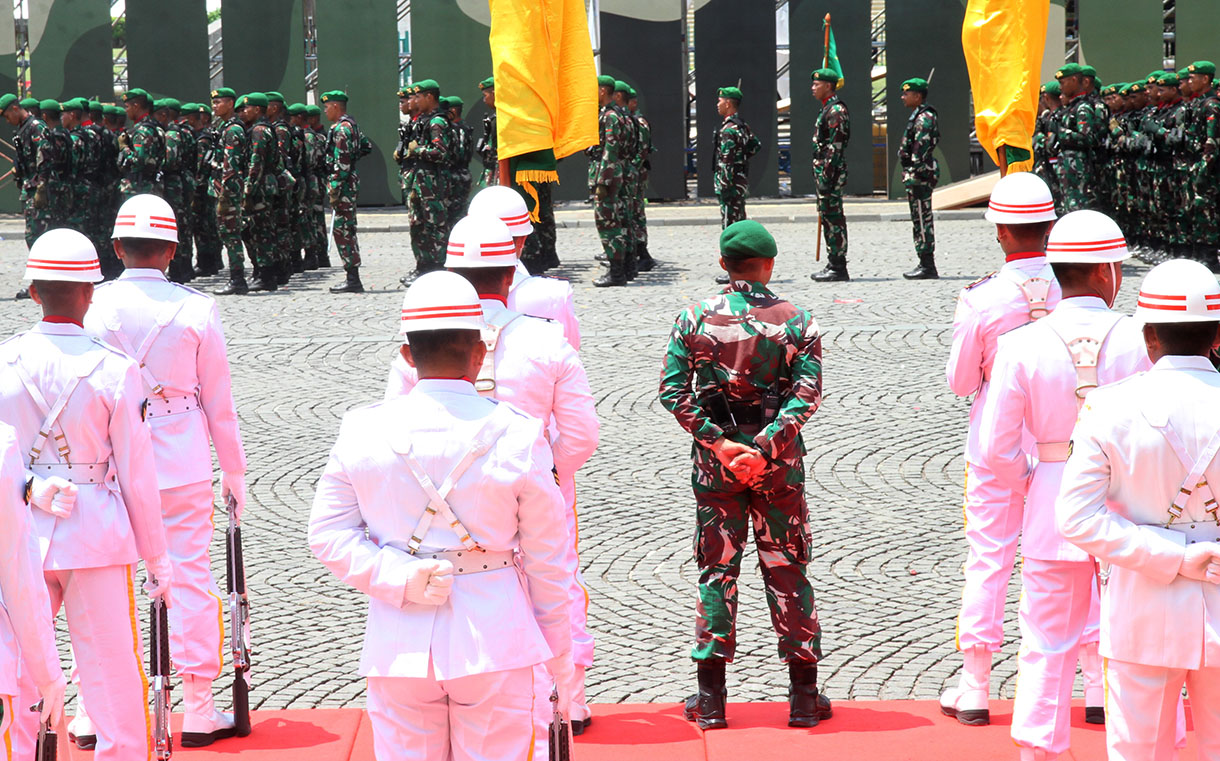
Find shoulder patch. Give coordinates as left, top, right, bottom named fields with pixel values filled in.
left=964, top=271, right=997, bottom=291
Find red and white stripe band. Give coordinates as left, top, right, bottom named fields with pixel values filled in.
left=1046, top=237, right=1127, bottom=253
left=114, top=213, right=178, bottom=232
left=401, top=305, right=482, bottom=320
left=1137, top=291, right=1220, bottom=311
left=988, top=200, right=1055, bottom=214
left=446, top=241, right=516, bottom=256
left=502, top=212, right=530, bottom=225
left=27, top=258, right=100, bottom=271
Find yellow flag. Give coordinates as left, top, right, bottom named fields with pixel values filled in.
left=961, top=0, right=1048, bottom=173
left=488, top=0, right=599, bottom=184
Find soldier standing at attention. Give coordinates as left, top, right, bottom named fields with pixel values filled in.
left=659, top=220, right=829, bottom=731
left=443, top=96, right=473, bottom=230
left=156, top=99, right=198, bottom=284
left=611, top=81, right=641, bottom=281
left=59, top=99, right=94, bottom=244
left=288, top=103, right=319, bottom=270
left=1190, top=62, right=1220, bottom=270
left=118, top=88, right=164, bottom=200
left=476, top=77, right=498, bottom=187
left=88, top=100, right=122, bottom=278
left=305, top=104, right=331, bottom=268
left=1052, top=64, right=1102, bottom=213
left=810, top=68, right=851, bottom=282
left=898, top=77, right=940, bottom=280
left=323, top=90, right=371, bottom=294
left=238, top=92, right=279, bottom=292
left=40, top=101, right=72, bottom=233
left=1, top=94, right=49, bottom=299
left=402, top=80, right=451, bottom=286
left=588, top=75, right=630, bottom=287
left=712, top=86, right=758, bottom=236
left=266, top=93, right=301, bottom=277
left=211, top=88, right=251, bottom=295
left=394, top=85, right=413, bottom=204
left=188, top=103, right=224, bottom=277
left=628, top=88, right=657, bottom=274
left=1033, top=81, right=1064, bottom=215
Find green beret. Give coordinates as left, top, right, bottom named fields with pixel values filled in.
left=1127, top=82, right=1145, bottom=94
left=19, top=97, right=38, bottom=109
left=1147, top=70, right=1166, bottom=84
left=1100, top=84, right=1119, bottom=96
left=1055, top=63, right=1083, bottom=79
left=124, top=87, right=150, bottom=103
left=103, top=104, right=123, bottom=117
left=265, top=91, right=284, bottom=104
left=305, top=104, right=322, bottom=117
left=236, top=92, right=268, bottom=108
left=210, top=87, right=236, bottom=100
left=319, top=90, right=348, bottom=104
left=613, top=80, right=631, bottom=94
left=415, top=79, right=440, bottom=95
left=446, top=96, right=463, bottom=110
left=718, top=86, right=743, bottom=101
left=287, top=102, right=306, bottom=116
left=0, top=93, right=18, bottom=112
left=812, top=68, right=839, bottom=84
left=1040, top=80, right=1061, bottom=96
left=1079, top=64, right=1097, bottom=80
left=39, top=99, right=61, bottom=114
left=61, top=98, right=85, bottom=112
left=157, top=97, right=181, bottom=111
left=901, top=77, right=928, bottom=93
left=1158, top=71, right=1180, bottom=86
left=397, top=86, right=411, bottom=98
left=87, top=100, right=102, bottom=112
left=626, top=86, right=638, bottom=99
left=479, top=76, right=494, bottom=90
left=720, top=220, right=777, bottom=261
left=200, top=102, right=212, bottom=115
left=1189, top=61, right=1217, bottom=76
left=596, top=75, right=615, bottom=89
left=1178, top=67, right=1191, bottom=78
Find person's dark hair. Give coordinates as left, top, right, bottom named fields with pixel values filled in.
left=30, top=280, right=89, bottom=307
left=406, top=329, right=481, bottom=366
left=997, top=220, right=1053, bottom=249
left=1151, top=321, right=1220, bottom=356
left=1050, top=262, right=1103, bottom=290
left=452, top=266, right=515, bottom=295
left=723, top=257, right=768, bottom=279
left=118, top=237, right=173, bottom=258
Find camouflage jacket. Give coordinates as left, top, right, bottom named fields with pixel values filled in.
left=14, top=114, right=48, bottom=193
left=213, top=116, right=247, bottom=201
left=477, top=111, right=497, bottom=169
left=88, top=122, right=119, bottom=186
left=1057, top=93, right=1103, bottom=154
left=812, top=94, right=850, bottom=186
left=327, top=114, right=371, bottom=187
left=195, top=125, right=219, bottom=189
left=67, top=125, right=96, bottom=187
left=45, top=126, right=73, bottom=182
left=450, top=120, right=474, bottom=177
left=713, top=113, right=758, bottom=197
left=897, top=104, right=939, bottom=187
left=244, top=118, right=279, bottom=202
left=1032, top=107, right=1058, bottom=166
left=1199, top=89, right=1220, bottom=174
left=589, top=103, right=635, bottom=189
left=409, top=109, right=453, bottom=168
left=164, top=122, right=197, bottom=193
left=634, top=111, right=653, bottom=174
left=659, top=279, right=823, bottom=489
left=302, top=127, right=326, bottom=200
left=119, top=115, right=165, bottom=182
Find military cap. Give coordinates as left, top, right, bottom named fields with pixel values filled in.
left=265, top=91, right=285, bottom=104
left=1189, top=61, right=1217, bottom=76
left=319, top=90, right=348, bottom=104
left=1158, top=71, right=1180, bottom=86
left=596, top=75, right=615, bottom=89
left=287, top=102, right=306, bottom=116
left=1127, top=82, right=1145, bottom=95
left=1146, top=70, right=1166, bottom=84
left=124, top=87, right=151, bottom=103
left=1100, top=83, right=1119, bottom=97
left=1178, top=67, right=1191, bottom=78
left=613, top=80, right=631, bottom=94
left=61, top=97, right=85, bottom=112
left=811, top=68, right=840, bottom=84
left=1040, top=80, right=1061, bottom=96
left=19, top=97, right=38, bottom=109
left=415, top=79, right=440, bottom=95
left=397, top=86, right=412, bottom=98
left=1079, top=64, right=1097, bottom=80
left=87, top=100, right=102, bottom=112
left=210, top=87, right=236, bottom=100
left=720, top=220, right=777, bottom=260
left=446, top=96, right=464, bottom=110
left=199, top=102, right=212, bottom=115
left=718, top=86, right=743, bottom=101
left=901, top=77, right=928, bottom=93
left=103, top=104, right=122, bottom=116
left=155, top=97, right=181, bottom=111
left=39, top=99, right=61, bottom=114
left=479, top=76, right=494, bottom=90
left=305, top=104, right=322, bottom=117
left=626, top=86, right=638, bottom=99
left=236, top=92, right=268, bottom=108
left=1055, top=63, right=1083, bottom=79
left=0, top=93, right=18, bottom=113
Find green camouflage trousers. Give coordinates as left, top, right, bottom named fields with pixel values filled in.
left=1055, top=150, right=1093, bottom=213
left=520, top=181, right=557, bottom=271
left=717, top=191, right=746, bottom=229
left=1195, top=175, right=1220, bottom=248
left=23, top=193, right=51, bottom=248
left=162, top=178, right=194, bottom=280
left=446, top=169, right=472, bottom=230
left=816, top=186, right=848, bottom=268
left=240, top=202, right=275, bottom=270
left=216, top=197, right=247, bottom=273
left=906, top=185, right=935, bottom=257
left=332, top=199, right=360, bottom=269
left=593, top=184, right=628, bottom=264
left=692, top=477, right=822, bottom=663
left=192, top=191, right=222, bottom=270
left=408, top=171, right=446, bottom=270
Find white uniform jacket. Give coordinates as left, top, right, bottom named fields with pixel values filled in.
left=979, top=296, right=1150, bottom=561
left=85, top=269, right=247, bottom=489
left=309, top=380, right=574, bottom=680
left=945, top=255, right=1062, bottom=462
left=1058, top=355, right=1220, bottom=670
left=0, top=321, right=165, bottom=570
left=511, top=262, right=582, bottom=350
left=386, top=298, right=599, bottom=482
left=0, top=423, right=59, bottom=696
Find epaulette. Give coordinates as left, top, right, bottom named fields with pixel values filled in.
left=87, top=334, right=132, bottom=359
left=964, top=272, right=996, bottom=291
left=170, top=281, right=210, bottom=300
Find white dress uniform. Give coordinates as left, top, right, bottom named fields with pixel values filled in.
left=511, top=262, right=582, bottom=350
left=1058, top=259, right=1220, bottom=761
left=0, top=422, right=63, bottom=760
left=980, top=212, right=1150, bottom=760
left=310, top=271, right=575, bottom=761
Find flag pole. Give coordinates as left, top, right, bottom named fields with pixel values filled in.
left=823, top=14, right=830, bottom=68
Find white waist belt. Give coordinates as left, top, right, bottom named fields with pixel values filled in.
left=1037, top=441, right=1071, bottom=462
left=29, top=461, right=114, bottom=486
left=144, top=394, right=201, bottom=419
left=1164, top=521, right=1220, bottom=544
left=416, top=549, right=514, bottom=576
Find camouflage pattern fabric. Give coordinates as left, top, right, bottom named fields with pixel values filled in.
left=632, top=110, right=653, bottom=260
left=243, top=119, right=279, bottom=270
left=163, top=122, right=196, bottom=280
left=445, top=118, right=474, bottom=229
left=305, top=126, right=329, bottom=262
left=813, top=94, right=851, bottom=267
left=1054, top=93, right=1104, bottom=212
left=118, top=115, right=164, bottom=198
left=1194, top=89, right=1220, bottom=250
left=327, top=114, right=369, bottom=269
left=1032, top=107, right=1063, bottom=215
left=192, top=124, right=223, bottom=271
left=273, top=120, right=303, bottom=268
left=898, top=104, right=939, bottom=258
left=406, top=109, right=453, bottom=270
left=15, top=114, right=50, bottom=248
left=476, top=111, right=498, bottom=186
left=44, top=125, right=74, bottom=229
left=65, top=125, right=95, bottom=236
left=88, top=122, right=121, bottom=274
left=713, top=113, right=760, bottom=228
left=213, top=116, right=248, bottom=273
left=588, top=103, right=634, bottom=264
left=658, top=279, right=824, bottom=663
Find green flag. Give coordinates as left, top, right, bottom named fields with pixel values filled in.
left=823, top=15, right=845, bottom=88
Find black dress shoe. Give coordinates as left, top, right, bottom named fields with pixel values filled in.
left=810, top=266, right=849, bottom=282
left=250, top=274, right=278, bottom=292
left=592, top=273, right=627, bottom=287
left=15, top=287, right=30, bottom=300
left=215, top=274, right=249, bottom=296
left=570, top=716, right=592, bottom=736
left=70, top=732, right=97, bottom=750
left=1085, top=706, right=1105, bottom=725
left=902, top=264, right=939, bottom=280
left=330, top=268, right=365, bottom=294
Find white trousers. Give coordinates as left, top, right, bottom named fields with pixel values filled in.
left=559, top=476, right=593, bottom=668
left=1012, top=557, right=1094, bottom=755
left=957, top=460, right=1024, bottom=651
left=16, top=565, right=151, bottom=761
left=1106, top=659, right=1220, bottom=761
left=162, top=480, right=226, bottom=679
left=367, top=664, right=537, bottom=761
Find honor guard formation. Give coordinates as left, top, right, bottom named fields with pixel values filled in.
left=1, top=60, right=1220, bottom=761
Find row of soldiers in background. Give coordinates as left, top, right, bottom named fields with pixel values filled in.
left=1033, top=60, right=1220, bottom=271
left=587, top=76, right=655, bottom=287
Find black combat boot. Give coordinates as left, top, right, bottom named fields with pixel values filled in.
left=318, top=249, right=332, bottom=267
left=811, top=260, right=850, bottom=282
left=903, top=253, right=939, bottom=280
left=302, top=252, right=319, bottom=270
left=276, top=260, right=291, bottom=285
left=682, top=659, right=728, bottom=730
left=292, top=253, right=305, bottom=274
left=215, top=270, right=249, bottom=296
left=624, top=246, right=639, bottom=281
left=787, top=661, right=833, bottom=728
left=637, top=246, right=656, bottom=272
left=250, top=269, right=278, bottom=292
left=593, top=259, right=627, bottom=288
left=329, top=266, right=365, bottom=294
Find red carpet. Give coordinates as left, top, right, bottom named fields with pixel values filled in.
left=62, top=700, right=1202, bottom=760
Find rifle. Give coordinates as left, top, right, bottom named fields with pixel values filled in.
left=29, top=700, right=62, bottom=761
left=150, top=590, right=173, bottom=760
left=548, top=687, right=571, bottom=761
left=226, top=494, right=253, bottom=737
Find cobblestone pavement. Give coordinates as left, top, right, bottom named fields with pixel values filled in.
left=0, top=213, right=1151, bottom=710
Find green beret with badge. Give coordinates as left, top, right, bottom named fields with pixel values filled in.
left=320, top=90, right=348, bottom=104
left=597, top=75, right=615, bottom=89
left=1040, top=80, right=1061, bottom=96
left=1079, top=64, right=1098, bottom=81
left=1146, top=70, right=1166, bottom=84
left=0, top=93, right=18, bottom=113
left=125, top=87, right=151, bottom=104
left=397, top=85, right=411, bottom=98
left=287, top=102, right=306, bottom=116
left=479, top=76, right=494, bottom=90
left=157, top=97, right=181, bottom=111
left=1189, top=61, right=1217, bottom=76
left=720, top=220, right=777, bottom=260
left=1055, top=63, right=1083, bottom=80
left=265, top=91, right=284, bottom=104
left=211, top=87, right=236, bottom=100
left=415, top=79, right=440, bottom=95
left=614, top=80, right=631, bottom=94
left=236, top=92, right=268, bottom=108
left=901, top=77, right=928, bottom=93
left=1157, top=71, right=1180, bottom=86
left=718, top=86, right=743, bottom=102
left=811, top=67, right=839, bottom=84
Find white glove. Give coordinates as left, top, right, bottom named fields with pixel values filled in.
left=37, top=673, right=67, bottom=725
left=143, top=553, right=174, bottom=603
left=1180, top=542, right=1220, bottom=583
left=221, top=471, right=247, bottom=521
left=402, top=559, right=455, bottom=606
left=545, top=651, right=576, bottom=721
left=29, top=476, right=78, bottom=519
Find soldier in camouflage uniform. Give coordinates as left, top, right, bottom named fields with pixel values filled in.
left=587, top=75, right=633, bottom=287
left=628, top=88, right=656, bottom=273
left=394, top=85, right=414, bottom=204
left=288, top=103, right=319, bottom=270
left=1, top=94, right=49, bottom=298
left=1033, top=81, right=1063, bottom=214
left=659, top=219, right=829, bottom=731
left=810, top=68, right=851, bottom=282
left=266, top=92, right=302, bottom=278
left=59, top=99, right=94, bottom=241
left=118, top=88, right=164, bottom=199
left=403, top=80, right=451, bottom=284
left=186, top=102, right=223, bottom=276
left=305, top=105, right=331, bottom=268
left=712, top=86, right=759, bottom=236
left=323, top=89, right=371, bottom=294
left=239, top=92, right=280, bottom=292
left=442, top=96, right=473, bottom=229
left=1051, top=64, right=1103, bottom=213
left=210, top=89, right=251, bottom=295
left=897, top=77, right=940, bottom=280
left=1188, top=62, right=1220, bottom=270
left=156, top=98, right=197, bottom=283
left=88, top=100, right=123, bottom=278
left=39, top=101, right=73, bottom=231
left=476, top=77, right=498, bottom=186
left=611, top=81, right=643, bottom=281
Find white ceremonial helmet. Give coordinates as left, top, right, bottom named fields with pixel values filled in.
left=399, top=270, right=484, bottom=336
left=468, top=185, right=534, bottom=236
left=23, top=228, right=103, bottom=283
left=444, top=214, right=518, bottom=269
left=112, top=193, right=179, bottom=243
left=1135, top=259, right=1220, bottom=323
left=984, top=171, right=1058, bottom=225
left=1045, top=210, right=1130, bottom=264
